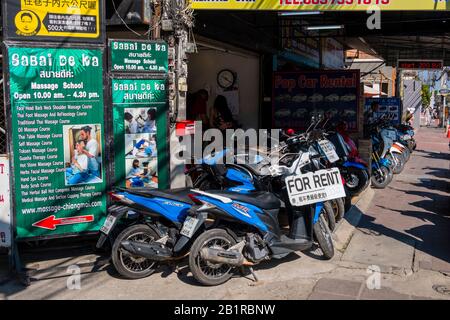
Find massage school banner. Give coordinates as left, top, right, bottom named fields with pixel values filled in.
left=6, top=46, right=107, bottom=239
left=190, top=0, right=450, bottom=11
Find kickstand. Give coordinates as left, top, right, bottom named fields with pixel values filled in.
left=248, top=267, right=259, bottom=283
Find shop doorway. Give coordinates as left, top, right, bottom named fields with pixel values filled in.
left=187, top=40, right=261, bottom=130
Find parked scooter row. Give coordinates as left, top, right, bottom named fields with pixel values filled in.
left=367, top=114, right=416, bottom=189
left=96, top=121, right=346, bottom=285
left=96, top=116, right=414, bottom=286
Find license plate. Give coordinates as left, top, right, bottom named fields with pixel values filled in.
left=180, top=216, right=199, bottom=238
left=318, top=140, right=339, bottom=163
left=100, top=215, right=117, bottom=235
left=285, top=168, right=346, bottom=206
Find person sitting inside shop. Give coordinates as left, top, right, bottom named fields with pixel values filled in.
left=188, top=89, right=210, bottom=128
left=66, top=140, right=89, bottom=185
left=210, top=95, right=237, bottom=132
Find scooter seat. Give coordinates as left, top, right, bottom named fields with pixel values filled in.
left=206, top=190, right=280, bottom=210
left=121, top=188, right=194, bottom=204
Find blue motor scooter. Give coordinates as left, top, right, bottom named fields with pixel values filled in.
left=185, top=188, right=334, bottom=286
left=96, top=188, right=206, bottom=279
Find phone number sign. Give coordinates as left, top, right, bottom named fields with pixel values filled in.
left=3, top=0, right=103, bottom=42
left=189, top=0, right=449, bottom=11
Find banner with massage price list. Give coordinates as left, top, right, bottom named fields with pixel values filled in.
left=6, top=45, right=107, bottom=239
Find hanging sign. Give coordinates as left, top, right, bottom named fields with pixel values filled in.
left=398, top=60, right=444, bottom=70
left=6, top=45, right=107, bottom=239
left=0, top=156, right=12, bottom=248
left=365, top=97, right=402, bottom=124
left=109, top=40, right=169, bottom=73
left=111, top=78, right=169, bottom=190
left=273, top=70, right=360, bottom=131
left=189, top=0, right=450, bottom=11
left=3, top=0, right=103, bottom=42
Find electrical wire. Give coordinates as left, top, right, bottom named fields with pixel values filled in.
left=111, top=0, right=161, bottom=37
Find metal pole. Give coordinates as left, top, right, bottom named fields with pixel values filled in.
left=443, top=96, right=447, bottom=129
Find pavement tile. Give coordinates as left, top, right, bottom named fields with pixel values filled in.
left=308, top=292, right=356, bottom=300
left=313, top=278, right=362, bottom=297
left=360, top=287, right=411, bottom=300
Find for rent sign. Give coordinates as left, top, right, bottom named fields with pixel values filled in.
left=285, top=168, right=346, bottom=206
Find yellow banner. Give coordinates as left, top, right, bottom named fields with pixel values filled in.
left=11, top=0, right=100, bottom=39
left=190, top=0, right=450, bottom=11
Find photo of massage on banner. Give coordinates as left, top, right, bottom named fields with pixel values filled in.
left=124, top=108, right=158, bottom=188
left=63, top=124, right=103, bottom=186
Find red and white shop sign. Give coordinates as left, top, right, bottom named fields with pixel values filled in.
left=0, top=156, right=11, bottom=248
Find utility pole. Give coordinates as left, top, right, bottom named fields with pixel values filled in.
left=159, top=0, right=194, bottom=188
left=440, top=69, right=448, bottom=128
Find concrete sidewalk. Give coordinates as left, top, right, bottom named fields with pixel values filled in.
left=308, top=127, right=450, bottom=300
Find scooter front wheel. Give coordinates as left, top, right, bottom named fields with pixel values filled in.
left=189, top=229, right=237, bottom=286
left=111, top=224, right=160, bottom=279
left=371, top=166, right=393, bottom=189
left=313, top=214, right=335, bottom=260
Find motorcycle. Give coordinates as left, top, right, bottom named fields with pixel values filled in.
left=96, top=188, right=205, bottom=279
left=186, top=155, right=344, bottom=286
left=369, top=122, right=394, bottom=189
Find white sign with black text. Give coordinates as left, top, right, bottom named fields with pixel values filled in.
left=285, top=168, right=346, bottom=206
left=0, top=156, right=11, bottom=248
left=318, top=140, right=339, bottom=163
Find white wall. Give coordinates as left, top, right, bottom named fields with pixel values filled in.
left=187, top=47, right=260, bottom=129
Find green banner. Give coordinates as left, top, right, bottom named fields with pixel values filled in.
left=8, top=46, right=107, bottom=239
left=112, top=78, right=168, bottom=190
left=110, top=40, right=168, bottom=73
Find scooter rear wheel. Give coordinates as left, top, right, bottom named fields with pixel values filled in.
left=392, top=153, right=405, bottom=174
left=323, top=201, right=336, bottom=232
left=331, top=198, right=345, bottom=223
left=189, top=229, right=237, bottom=286
left=343, top=167, right=370, bottom=196
left=111, top=224, right=160, bottom=279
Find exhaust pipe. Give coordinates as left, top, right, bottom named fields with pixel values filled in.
left=200, top=248, right=253, bottom=266
left=120, top=241, right=172, bottom=261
